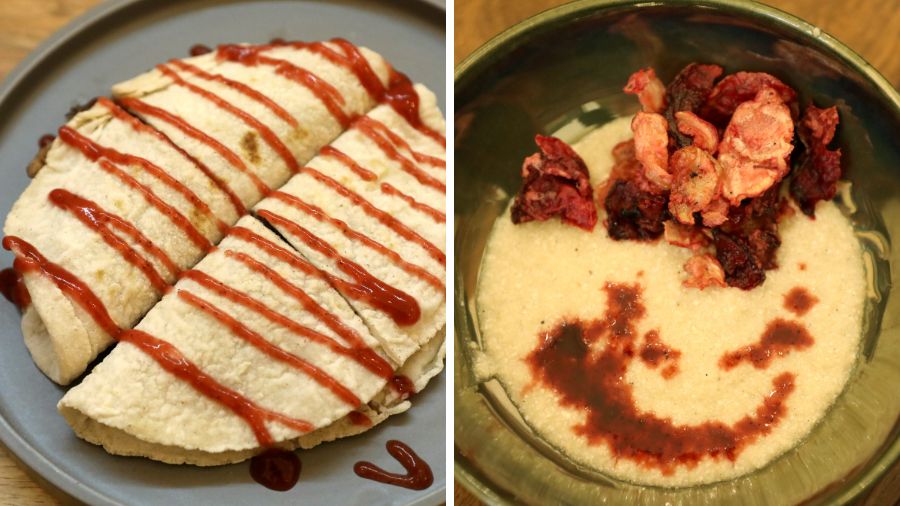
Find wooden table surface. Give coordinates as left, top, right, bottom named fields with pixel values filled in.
left=455, top=0, right=900, bottom=505
left=0, top=1, right=103, bottom=502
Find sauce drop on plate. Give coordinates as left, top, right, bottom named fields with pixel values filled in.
left=353, top=440, right=433, bottom=490
left=250, top=449, right=301, bottom=491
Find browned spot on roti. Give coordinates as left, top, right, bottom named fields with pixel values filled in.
left=241, top=131, right=261, bottom=164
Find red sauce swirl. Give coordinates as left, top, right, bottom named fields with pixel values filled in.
left=353, top=440, right=433, bottom=490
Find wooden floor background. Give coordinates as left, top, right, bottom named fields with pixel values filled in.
left=454, top=0, right=899, bottom=505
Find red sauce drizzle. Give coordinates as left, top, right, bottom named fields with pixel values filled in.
left=798, top=262, right=807, bottom=271
left=98, top=97, right=246, bottom=216
left=57, top=124, right=227, bottom=235
left=360, top=117, right=445, bottom=168
left=527, top=283, right=797, bottom=474
left=319, top=145, right=376, bottom=181
left=353, top=440, right=433, bottom=490
left=380, top=183, right=445, bottom=223
left=258, top=208, right=422, bottom=327
left=38, top=134, right=55, bottom=148
left=250, top=449, right=301, bottom=491
left=0, top=268, right=30, bottom=310
left=2, top=242, right=325, bottom=452
left=156, top=64, right=299, bottom=173
left=182, top=255, right=392, bottom=379
left=169, top=60, right=298, bottom=128
left=89, top=154, right=212, bottom=253
left=2, top=236, right=120, bottom=337
left=389, top=375, right=416, bottom=399
left=326, top=39, right=388, bottom=102
left=638, top=329, right=681, bottom=379
left=720, top=318, right=815, bottom=370
left=177, top=289, right=361, bottom=406
left=381, top=70, right=445, bottom=147
left=783, top=287, right=819, bottom=316
left=189, top=44, right=212, bottom=57
left=216, top=44, right=351, bottom=128
left=218, top=39, right=445, bottom=146
left=118, top=96, right=270, bottom=196
left=319, top=146, right=445, bottom=223
left=299, top=167, right=445, bottom=265
left=348, top=410, right=372, bottom=427
left=264, top=193, right=442, bottom=290
left=329, top=39, right=445, bottom=147
left=48, top=189, right=174, bottom=290
left=355, top=117, right=445, bottom=193
left=224, top=226, right=394, bottom=379
left=120, top=329, right=313, bottom=446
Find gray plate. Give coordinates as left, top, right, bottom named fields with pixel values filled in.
left=0, top=1, right=445, bottom=505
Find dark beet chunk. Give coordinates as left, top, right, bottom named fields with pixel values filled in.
left=712, top=186, right=782, bottom=288
left=603, top=179, right=667, bottom=241
left=38, top=134, right=55, bottom=148
left=189, top=44, right=212, bottom=56
left=664, top=63, right=724, bottom=147
left=789, top=105, right=842, bottom=217
left=712, top=229, right=766, bottom=289
left=511, top=135, right=598, bottom=231
left=745, top=228, right=781, bottom=270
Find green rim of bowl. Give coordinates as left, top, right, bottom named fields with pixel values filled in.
left=454, top=0, right=900, bottom=503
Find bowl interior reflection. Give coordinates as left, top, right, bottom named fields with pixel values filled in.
left=455, top=1, right=900, bottom=504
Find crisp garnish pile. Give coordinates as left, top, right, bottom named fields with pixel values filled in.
left=511, top=64, right=844, bottom=290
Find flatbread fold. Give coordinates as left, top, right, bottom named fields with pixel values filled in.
left=4, top=40, right=445, bottom=464
left=59, top=217, right=444, bottom=465
left=254, top=84, right=446, bottom=365
left=4, top=42, right=391, bottom=384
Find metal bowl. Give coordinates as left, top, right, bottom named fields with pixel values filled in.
left=454, top=1, right=900, bottom=503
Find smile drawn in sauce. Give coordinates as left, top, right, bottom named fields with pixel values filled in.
left=783, top=286, right=819, bottom=316
left=527, top=282, right=806, bottom=474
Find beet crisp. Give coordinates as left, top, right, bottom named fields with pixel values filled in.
left=610, top=64, right=844, bottom=289
left=511, top=134, right=597, bottom=231
left=509, top=63, right=845, bottom=291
